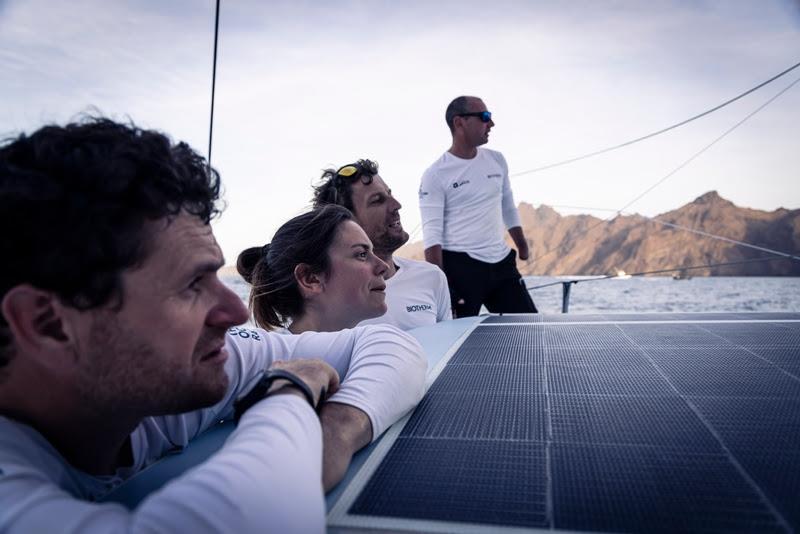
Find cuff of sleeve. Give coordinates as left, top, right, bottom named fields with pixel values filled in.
left=326, top=392, right=381, bottom=442
left=504, top=215, right=522, bottom=229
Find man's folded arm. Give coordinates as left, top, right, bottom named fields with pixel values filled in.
left=317, top=325, right=427, bottom=490
left=327, top=324, right=426, bottom=441
left=1, top=396, right=326, bottom=534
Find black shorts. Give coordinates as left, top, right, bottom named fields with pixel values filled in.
left=442, top=249, right=538, bottom=317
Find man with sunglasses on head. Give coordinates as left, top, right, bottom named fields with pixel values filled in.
left=419, top=96, right=537, bottom=317
left=313, top=160, right=452, bottom=330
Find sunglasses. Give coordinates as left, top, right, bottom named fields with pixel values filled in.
left=330, top=162, right=376, bottom=204
left=335, top=161, right=377, bottom=182
left=336, top=165, right=360, bottom=178
left=458, top=111, right=492, bottom=123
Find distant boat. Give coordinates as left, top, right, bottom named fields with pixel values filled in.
left=672, top=269, right=692, bottom=280
left=613, top=269, right=632, bottom=279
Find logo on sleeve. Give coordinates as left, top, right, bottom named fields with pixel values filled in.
left=227, top=327, right=262, bottom=341
left=452, top=179, right=470, bottom=189
left=406, top=304, right=433, bottom=313
left=487, top=173, right=501, bottom=179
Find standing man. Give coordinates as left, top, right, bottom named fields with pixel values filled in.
left=313, top=159, right=452, bottom=330
left=419, top=96, right=537, bottom=317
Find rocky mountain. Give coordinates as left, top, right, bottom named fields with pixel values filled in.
left=396, top=191, right=800, bottom=276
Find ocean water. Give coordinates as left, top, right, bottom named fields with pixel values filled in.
left=523, top=275, right=800, bottom=314
left=223, top=274, right=800, bottom=315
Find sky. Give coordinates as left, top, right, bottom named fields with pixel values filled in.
left=2, top=0, right=799, bottom=265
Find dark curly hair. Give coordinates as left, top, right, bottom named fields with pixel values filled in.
left=311, top=159, right=378, bottom=212
left=237, top=205, right=354, bottom=330
left=0, top=117, right=222, bottom=368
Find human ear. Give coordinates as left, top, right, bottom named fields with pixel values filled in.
left=293, top=264, right=325, bottom=299
left=1, top=285, right=73, bottom=355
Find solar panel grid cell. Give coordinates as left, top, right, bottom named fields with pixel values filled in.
left=547, top=345, right=652, bottom=369
left=459, top=324, right=543, bottom=346
left=746, top=347, right=800, bottom=378
left=690, top=397, right=800, bottom=451
left=552, top=444, right=784, bottom=533
left=619, top=323, right=732, bottom=347
left=481, top=314, right=544, bottom=323
left=536, top=314, right=612, bottom=322
left=698, top=323, right=800, bottom=347
left=547, top=364, right=676, bottom=396
left=550, top=395, right=721, bottom=452
left=402, top=392, right=547, bottom=441
left=644, top=346, right=773, bottom=367
left=349, top=438, right=549, bottom=528
left=734, top=452, right=800, bottom=529
left=428, top=361, right=543, bottom=394
left=748, top=346, right=800, bottom=366
left=449, top=345, right=545, bottom=366
left=545, top=324, right=634, bottom=348
left=650, top=357, right=800, bottom=397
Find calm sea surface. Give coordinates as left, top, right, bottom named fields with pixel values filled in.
left=223, top=274, right=800, bottom=315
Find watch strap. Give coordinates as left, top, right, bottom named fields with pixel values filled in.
left=234, top=368, right=319, bottom=424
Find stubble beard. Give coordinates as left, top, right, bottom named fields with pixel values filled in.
left=372, top=227, right=410, bottom=257
left=77, top=316, right=230, bottom=420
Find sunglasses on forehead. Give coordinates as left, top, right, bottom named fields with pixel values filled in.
left=336, top=165, right=359, bottom=178
left=457, top=111, right=492, bottom=123
left=330, top=162, right=375, bottom=205
left=335, top=161, right=377, bottom=181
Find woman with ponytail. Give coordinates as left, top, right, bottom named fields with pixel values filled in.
left=237, top=204, right=389, bottom=333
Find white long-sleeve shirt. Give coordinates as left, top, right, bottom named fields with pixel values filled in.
left=0, top=324, right=425, bottom=534
left=419, top=148, right=522, bottom=263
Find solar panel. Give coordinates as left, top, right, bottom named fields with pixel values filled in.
left=329, top=313, right=800, bottom=533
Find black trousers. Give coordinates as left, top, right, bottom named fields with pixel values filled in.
left=442, top=249, right=538, bottom=317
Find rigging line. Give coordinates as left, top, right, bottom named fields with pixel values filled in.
left=207, top=0, right=221, bottom=167
left=589, top=206, right=800, bottom=262
left=510, top=59, right=800, bottom=177
left=528, top=75, right=800, bottom=265
left=536, top=204, right=800, bottom=262
left=526, top=255, right=791, bottom=291
left=616, top=75, right=800, bottom=216
left=646, top=217, right=800, bottom=262
left=407, top=221, right=422, bottom=242
left=548, top=205, right=620, bottom=212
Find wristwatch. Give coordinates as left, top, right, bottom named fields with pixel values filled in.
left=233, top=369, right=320, bottom=423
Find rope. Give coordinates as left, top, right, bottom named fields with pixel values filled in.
left=207, top=0, right=221, bottom=167
left=511, top=60, right=800, bottom=177
left=647, top=217, right=800, bottom=262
